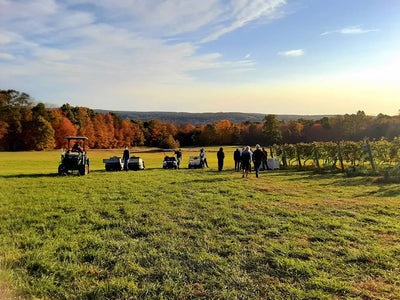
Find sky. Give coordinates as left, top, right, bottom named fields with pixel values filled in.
left=1, top=0, right=399, bottom=115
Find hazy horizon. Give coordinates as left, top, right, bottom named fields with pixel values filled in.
left=1, top=0, right=399, bottom=115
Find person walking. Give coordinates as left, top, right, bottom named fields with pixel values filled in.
left=217, top=147, right=225, bottom=171
left=233, top=148, right=241, bottom=171
left=241, top=146, right=252, bottom=178
left=253, top=144, right=266, bottom=178
left=175, top=148, right=182, bottom=169
left=122, top=146, right=130, bottom=171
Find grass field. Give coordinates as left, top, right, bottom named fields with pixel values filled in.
left=1, top=148, right=400, bottom=299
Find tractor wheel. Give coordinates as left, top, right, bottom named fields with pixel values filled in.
left=58, top=164, right=67, bottom=175
left=78, top=164, right=88, bottom=176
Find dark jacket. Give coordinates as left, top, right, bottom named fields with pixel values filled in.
left=241, top=150, right=251, bottom=164
left=175, top=150, right=182, bottom=159
left=123, top=149, right=130, bottom=161
left=262, top=149, right=268, bottom=159
left=217, top=150, right=225, bottom=161
left=252, top=149, right=266, bottom=162
left=234, top=149, right=241, bottom=161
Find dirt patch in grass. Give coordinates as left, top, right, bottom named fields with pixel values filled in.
left=377, top=233, right=400, bottom=247
left=259, top=186, right=283, bottom=193
left=352, top=278, right=400, bottom=299
left=279, top=201, right=306, bottom=211
left=297, top=236, right=309, bottom=245
left=259, top=184, right=304, bottom=198
left=0, top=282, right=16, bottom=300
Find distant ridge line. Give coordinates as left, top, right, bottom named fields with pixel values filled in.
left=95, top=109, right=334, bottom=125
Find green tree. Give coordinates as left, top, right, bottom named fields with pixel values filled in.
left=263, top=114, right=282, bottom=145
left=198, top=124, right=217, bottom=145
left=28, top=115, right=55, bottom=150
left=159, top=135, right=180, bottom=149
left=0, top=89, right=33, bottom=150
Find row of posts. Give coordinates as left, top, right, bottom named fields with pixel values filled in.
left=278, top=140, right=376, bottom=173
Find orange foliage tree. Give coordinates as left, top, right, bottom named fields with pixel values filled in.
left=74, top=107, right=96, bottom=148
left=92, top=114, right=116, bottom=148
left=51, top=109, right=78, bottom=148
left=215, top=120, right=234, bottom=145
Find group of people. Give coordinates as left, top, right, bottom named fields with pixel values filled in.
left=183, top=146, right=269, bottom=178
left=234, top=145, right=269, bottom=178
left=121, top=145, right=270, bottom=177
left=233, top=145, right=269, bottom=178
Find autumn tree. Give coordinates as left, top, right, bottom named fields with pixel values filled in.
left=91, top=113, right=116, bottom=148
left=143, top=120, right=177, bottom=147
left=215, top=120, right=234, bottom=145
left=280, top=121, right=304, bottom=144
left=51, top=109, right=78, bottom=148
left=198, top=124, right=217, bottom=145
left=129, top=121, right=145, bottom=146
left=75, top=107, right=96, bottom=147
left=176, top=123, right=196, bottom=146
left=159, top=135, right=180, bottom=149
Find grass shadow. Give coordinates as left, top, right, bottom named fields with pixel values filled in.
left=375, top=186, right=400, bottom=197
left=0, top=173, right=59, bottom=179
left=187, top=177, right=229, bottom=184
left=268, top=169, right=400, bottom=197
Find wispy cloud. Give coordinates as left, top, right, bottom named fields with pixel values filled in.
left=200, top=0, right=287, bottom=43
left=278, top=49, right=304, bottom=57
left=321, top=26, right=379, bottom=36
left=0, top=0, right=287, bottom=109
left=0, top=53, right=15, bottom=60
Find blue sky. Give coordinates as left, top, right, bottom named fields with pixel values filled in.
left=1, top=0, right=399, bottom=115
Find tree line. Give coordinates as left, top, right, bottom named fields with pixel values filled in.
left=1, top=89, right=400, bottom=151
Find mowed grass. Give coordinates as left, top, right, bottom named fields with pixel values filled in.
left=0, top=148, right=400, bottom=299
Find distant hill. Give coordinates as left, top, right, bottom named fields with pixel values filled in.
left=95, top=110, right=333, bottom=125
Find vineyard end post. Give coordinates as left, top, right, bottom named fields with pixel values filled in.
left=337, top=142, right=345, bottom=172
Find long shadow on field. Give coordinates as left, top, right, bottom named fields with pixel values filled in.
left=271, top=169, right=400, bottom=197
left=268, top=169, right=340, bottom=181
left=185, top=177, right=229, bottom=184
left=354, top=185, right=400, bottom=198
left=0, top=173, right=59, bottom=179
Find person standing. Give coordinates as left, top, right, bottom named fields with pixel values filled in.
left=200, top=148, right=209, bottom=168
left=262, top=147, right=269, bottom=170
left=253, top=144, right=266, bottom=178
left=123, top=146, right=130, bottom=171
left=175, top=148, right=182, bottom=169
left=217, top=147, right=225, bottom=171
left=233, top=148, right=241, bottom=171
left=241, top=146, right=252, bottom=178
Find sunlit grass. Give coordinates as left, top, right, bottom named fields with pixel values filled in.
left=0, top=148, right=399, bottom=298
